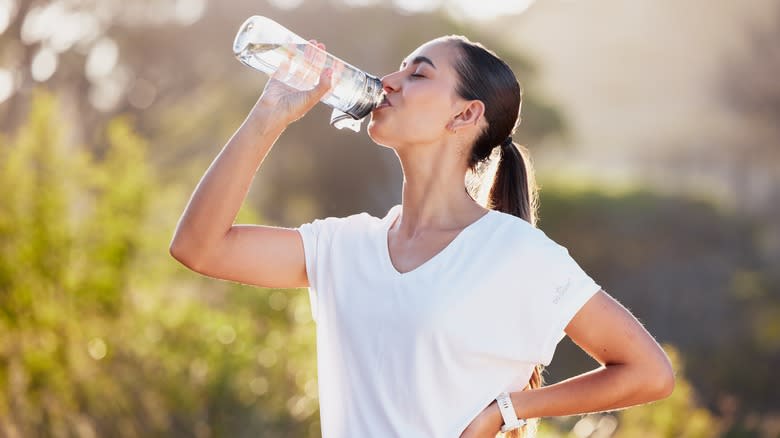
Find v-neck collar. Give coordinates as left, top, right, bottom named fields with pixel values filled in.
left=381, top=205, right=495, bottom=279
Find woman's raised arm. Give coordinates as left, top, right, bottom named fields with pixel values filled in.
left=169, top=42, right=333, bottom=289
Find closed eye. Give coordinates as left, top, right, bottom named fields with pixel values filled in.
left=410, top=73, right=425, bottom=78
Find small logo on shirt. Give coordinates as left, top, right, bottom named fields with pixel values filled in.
left=552, top=278, right=571, bottom=304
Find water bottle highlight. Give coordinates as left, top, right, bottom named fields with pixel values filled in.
left=233, top=16, right=383, bottom=132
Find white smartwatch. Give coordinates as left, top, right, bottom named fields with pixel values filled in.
left=495, top=391, right=527, bottom=433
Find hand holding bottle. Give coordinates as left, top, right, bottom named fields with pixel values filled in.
left=234, top=16, right=382, bottom=131
left=250, top=40, right=334, bottom=126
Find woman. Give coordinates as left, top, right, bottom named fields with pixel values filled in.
left=170, top=35, right=675, bottom=437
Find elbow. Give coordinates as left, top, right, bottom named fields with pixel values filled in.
left=656, top=366, right=676, bottom=399
left=645, top=358, right=676, bottom=401
left=169, top=240, right=189, bottom=265
left=653, top=372, right=675, bottom=400
left=169, top=239, right=202, bottom=271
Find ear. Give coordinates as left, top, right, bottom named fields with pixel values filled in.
left=449, top=100, right=485, bottom=131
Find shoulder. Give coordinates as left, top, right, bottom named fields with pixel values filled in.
left=486, top=209, right=579, bottom=272
left=298, top=207, right=389, bottom=236
left=488, top=209, right=559, bottom=249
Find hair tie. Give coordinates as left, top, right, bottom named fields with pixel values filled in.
left=500, top=136, right=513, bottom=149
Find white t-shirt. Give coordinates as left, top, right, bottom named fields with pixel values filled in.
left=296, top=204, right=601, bottom=438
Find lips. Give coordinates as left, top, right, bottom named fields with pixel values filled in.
left=374, top=95, right=392, bottom=110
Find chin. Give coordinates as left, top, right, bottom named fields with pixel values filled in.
left=367, top=118, right=393, bottom=147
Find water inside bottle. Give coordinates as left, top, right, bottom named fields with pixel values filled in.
left=235, top=41, right=381, bottom=128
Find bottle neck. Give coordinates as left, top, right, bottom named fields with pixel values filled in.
left=343, top=74, right=383, bottom=120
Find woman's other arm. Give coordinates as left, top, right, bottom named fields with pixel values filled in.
left=472, top=290, right=675, bottom=434
left=527, top=290, right=673, bottom=411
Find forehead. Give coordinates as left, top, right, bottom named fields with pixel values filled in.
left=400, top=40, right=459, bottom=70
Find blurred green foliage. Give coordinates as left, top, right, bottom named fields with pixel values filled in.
left=0, top=89, right=318, bottom=437
left=536, top=180, right=780, bottom=421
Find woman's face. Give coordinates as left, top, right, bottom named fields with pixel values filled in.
left=367, top=40, right=465, bottom=149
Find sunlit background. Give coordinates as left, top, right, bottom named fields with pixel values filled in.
left=1, top=0, right=778, bottom=437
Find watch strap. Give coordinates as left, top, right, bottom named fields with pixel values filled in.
left=496, top=391, right=526, bottom=433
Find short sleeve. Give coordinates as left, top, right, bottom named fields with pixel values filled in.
left=523, top=232, right=602, bottom=365
left=296, top=216, right=343, bottom=323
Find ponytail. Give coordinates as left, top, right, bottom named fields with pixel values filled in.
left=487, top=141, right=539, bottom=226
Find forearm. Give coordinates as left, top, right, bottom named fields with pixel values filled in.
left=170, top=108, right=286, bottom=260
left=486, top=363, right=673, bottom=428
left=527, top=363, right=672, bottom=416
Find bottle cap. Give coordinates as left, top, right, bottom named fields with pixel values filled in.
left=330, top=109, right=364, bottom=132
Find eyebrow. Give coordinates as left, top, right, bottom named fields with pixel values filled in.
left=400, top=56, right=437, bottom=70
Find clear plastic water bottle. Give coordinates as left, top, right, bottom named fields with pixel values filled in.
left=233, top=16, right=383, bottom=132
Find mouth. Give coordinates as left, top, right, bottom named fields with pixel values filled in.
left=374, top=95, right=392, bottom=111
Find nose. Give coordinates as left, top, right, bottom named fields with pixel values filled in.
left=381, top=72, right=400, bottom=94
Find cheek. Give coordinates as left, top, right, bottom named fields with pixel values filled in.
left=403, top=113, right=443, bottom=142
left=399, top=89, right=452, bottom=136
left=368, top=84, right=453, bottom=144
left=368, top=109, right=445, bottom=146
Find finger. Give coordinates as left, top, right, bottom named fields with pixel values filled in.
left=331, top=59, right=344, bottom=84
left=313, top=68, right=333, bottom=96
left=272, top=58, right=291, bottom=82
left=313, top=42, right=327, bottom=71
left=303, top=68, right=333, bottom=107
left=303, top=41, right=316, bottom=59
left=304, top=41, right=324, bottom=64
left=301, top=42, right=322, bottom=87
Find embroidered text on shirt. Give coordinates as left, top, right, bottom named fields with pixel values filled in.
left=552, top=278, right=571, bottom=304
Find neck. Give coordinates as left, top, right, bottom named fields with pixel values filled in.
left=393, top=141, right=486, bottom=238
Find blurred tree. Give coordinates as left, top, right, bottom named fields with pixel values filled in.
left=536, top=180, right=780, bottom=430
left=1, top=0, right=566, bottom=226
left=0, top=0, right=210, bottom=130
left=717, top=2, right=780, bottom=260
left=0, top=89, right=319, bottom=437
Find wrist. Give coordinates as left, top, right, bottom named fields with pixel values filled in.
left=486, top=401, right=504, bottom=432
left=246, top=108, right=289, bottom=136
left=511, top=390, right=531, bottom=420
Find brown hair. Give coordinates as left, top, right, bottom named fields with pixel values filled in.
left=446, top=35, right=542, bottom=437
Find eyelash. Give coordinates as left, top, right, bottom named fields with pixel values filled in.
left=410, top=73, right=425, bottom=79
